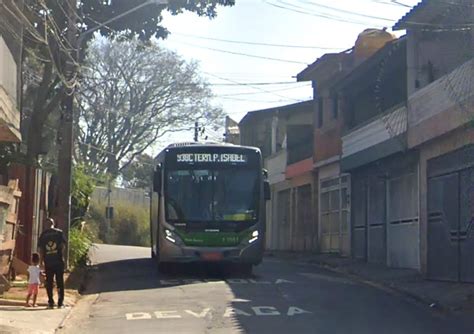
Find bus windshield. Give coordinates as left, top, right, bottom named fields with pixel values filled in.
left=165, top=168, right=259, bottom=222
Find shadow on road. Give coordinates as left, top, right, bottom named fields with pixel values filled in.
left=83, top=257, right=256, bottom=295
left=79, top=253, right=474, bottom=334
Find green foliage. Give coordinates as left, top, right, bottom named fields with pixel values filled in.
left=121, top=154, right=154, bottom=189
left=87, top=202, right=150, bottom=247
left=69, top=227, right=93, bottom=268
left=71, top=165, right=97, bottom=223
left=83, top=204, right=104, bottom=243
left=111, top=204, right=150, bottom=247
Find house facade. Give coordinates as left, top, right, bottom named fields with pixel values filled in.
left=0, top=3, right=24, bottom=287
left=338, top=36, right=422, bottom=270
left=239, top=101, right=315, bottom=251
left=298, top=50, right=355, bottom=255
left=238, top=0, right=473, bottom=283
left=394, top=0, right=474, bottom=281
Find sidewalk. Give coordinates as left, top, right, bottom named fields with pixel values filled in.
left=0, top=305, right=71, bottom=334
left=0, top=269, right=86, bottom=334
left=268, top=251, right=474, bottom=314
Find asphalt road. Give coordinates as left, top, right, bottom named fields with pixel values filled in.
left=59, top=244, right=474, bottom=334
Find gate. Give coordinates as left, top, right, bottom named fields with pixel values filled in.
left=367, top=178, right=386, bottom=264
left=276, top=189, right=291, bottom=250
left=428, top=168, right=474, bottom=282
left=296, top=184, right=313, bottom=251
left=320, top=175, right=350, bottom=255
left=387, top=172, right=419, bottom=269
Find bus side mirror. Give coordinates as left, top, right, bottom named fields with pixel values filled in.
left=153, top=165, right=162, bottom=193
left=264, top=181, right=271, bottom=201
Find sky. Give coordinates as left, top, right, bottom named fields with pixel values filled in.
left=153, top=0, right=420, bottom=149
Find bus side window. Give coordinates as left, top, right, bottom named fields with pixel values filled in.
left=153, top=165, right=162, bottom=194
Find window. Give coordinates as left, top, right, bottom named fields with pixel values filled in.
left=318, top=98, right=323, bottom=128
left=165, top=169, right=259, bottom=222
left=332, top=96, right=338, bottom=119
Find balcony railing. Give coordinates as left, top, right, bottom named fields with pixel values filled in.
left=408, top=57, right=474, bottom=129
left=342, top=104, right=407, bottom=159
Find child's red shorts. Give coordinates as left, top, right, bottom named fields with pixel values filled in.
left=27, top=283, right=39, bottom=295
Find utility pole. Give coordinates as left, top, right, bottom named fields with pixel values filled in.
left=105, top=175, right=112, bottom=244
left=54, top=0, right=169, bottom=259
left=194, top=121, right=199, bottom=142
left=55, top=0, right=78, bottom=267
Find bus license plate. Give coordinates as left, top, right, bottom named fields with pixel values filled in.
left=201, top=252, right=223, bottom=261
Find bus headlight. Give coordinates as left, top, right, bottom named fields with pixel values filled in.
left=164, top=229, right=177, bottom=244
left=248, top=230, right=259, bottom=244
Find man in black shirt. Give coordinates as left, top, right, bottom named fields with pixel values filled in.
left=38, top=218, right=67, bottom=308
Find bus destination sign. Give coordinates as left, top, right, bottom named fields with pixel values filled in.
left=176, top=153, right=248, bottom=164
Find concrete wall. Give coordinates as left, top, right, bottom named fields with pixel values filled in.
left=265, top=150, right=287, bottom=185
left=406, top=29, right=473, bottom=97
left=240, top=118, right=272, bottom=159
left=314, top=92, right=344, bottom=163
left=92, top=186, right=149, bottom=209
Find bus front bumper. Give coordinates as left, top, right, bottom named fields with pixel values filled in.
left=158, top=238, right=263, bottom=265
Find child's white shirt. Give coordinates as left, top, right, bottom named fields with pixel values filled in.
left=27, top=265, right=41, bottom=284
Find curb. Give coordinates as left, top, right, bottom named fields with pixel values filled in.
left=303, top=260, right=452, bottom=316
left=313, top=262, right=440, bottom=308
left=57, top=264, right=93, bottom=331
left=270, top=255, right=449, bottom=314
left=0, top=299, right=49, bottom=307
left=58, top=305, right=75, bottom=330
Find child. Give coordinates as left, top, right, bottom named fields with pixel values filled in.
left=26, top=253, right=41, bottom=307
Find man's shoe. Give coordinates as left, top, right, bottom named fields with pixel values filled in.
left=47, top=304, right=55, bottom=309
left=57, top=304, right=65, bottom=309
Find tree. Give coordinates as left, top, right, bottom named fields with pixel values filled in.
left=71, top=165, right=96, bottom=223
left=121, top=154, right=154, bottom=189
left=77, top=38, right=223, bottom=177
left=0, top=0, right=234, bottom=165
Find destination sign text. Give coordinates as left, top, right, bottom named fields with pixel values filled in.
left=176, top=153, right=248, bottom=164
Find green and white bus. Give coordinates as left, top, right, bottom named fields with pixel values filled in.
left=150, top=142, right=270, bottom=273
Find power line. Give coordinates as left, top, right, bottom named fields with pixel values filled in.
left=218, top=96, right=307, bottom=103
left=266, top=0, right=474, bottom=30
left=263, top=0, right=384, bottom=27
left=172, top=40, right=309, bottom=65
left=206, top=81, right=309, bottom=86
left=389, top=0, right=413, bottom=8
left=206, top=72, right=305, bottom=102
left=172, top=32, right=343, bottom=50
left=369, top=0, right=410, bottom=7
left=298, top=0, right=397, bottom=21
left=215, top=83, right=311, bottom=97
